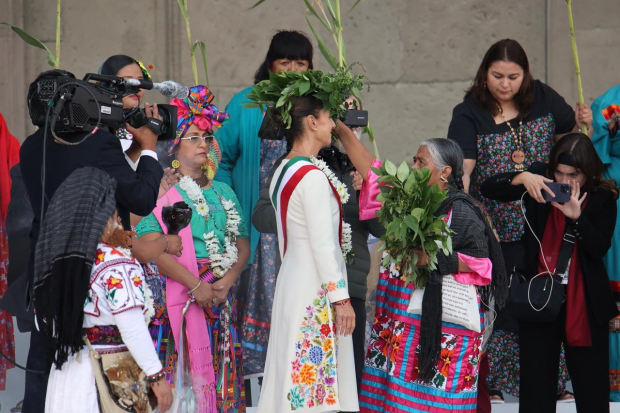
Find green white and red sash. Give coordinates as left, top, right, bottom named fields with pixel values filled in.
left=272, top=156, right=343, bottom=256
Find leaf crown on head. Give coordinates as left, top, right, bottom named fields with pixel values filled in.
left=244, top=67, right=365, bottom=128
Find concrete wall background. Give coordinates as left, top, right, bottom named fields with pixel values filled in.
left=1, top=0, right=619, bottom=164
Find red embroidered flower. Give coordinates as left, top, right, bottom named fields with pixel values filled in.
left=326, top=281, right=336, bottom=292
left=95, top=249, right=105, bottom=265
left=132, top=275, right=142, bottom=287
left=325, top=394, right=336, bottom=405
left=106, top=276, right=124, bottom=290
left=440, top=348, right=454, bottom=377
left=462, top=362, right=475, bottom=389
left=320, top=324, right=331, bottom=337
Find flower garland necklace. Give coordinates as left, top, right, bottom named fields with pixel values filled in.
left=308, top=155, right=354, bottom=264
left=178, top=176, right=242, bottom=278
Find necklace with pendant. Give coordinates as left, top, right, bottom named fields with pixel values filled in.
left=498, top=105, right=525, bottom=171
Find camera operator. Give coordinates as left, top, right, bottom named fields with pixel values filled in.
left=18, top=69, right=166, bottom=413
left=98, top=54, right=182, bottom=260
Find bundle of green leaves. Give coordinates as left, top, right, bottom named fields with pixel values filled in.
left=244, top=67, right=365, bottom=128
left=373, top=160, right=454, bottom=288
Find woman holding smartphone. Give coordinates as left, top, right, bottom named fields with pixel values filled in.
left=481, top=133, right=618, bottom=413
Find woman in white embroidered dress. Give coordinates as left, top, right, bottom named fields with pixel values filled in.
left=33, top=167, right=172, bottom=413
left=257, top=94, right=359, bottom=412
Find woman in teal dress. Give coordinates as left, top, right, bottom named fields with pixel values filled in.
left=215, top=30, right=314, bottom=378
left=592, top=84, right=620, bottom=401
left=137, top=86, right=250, bottom=412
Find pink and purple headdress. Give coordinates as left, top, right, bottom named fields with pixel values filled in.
left=168, top=85, right=229, bottom=178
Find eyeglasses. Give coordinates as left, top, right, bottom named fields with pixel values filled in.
left=180, top=135, right=214, bottom=145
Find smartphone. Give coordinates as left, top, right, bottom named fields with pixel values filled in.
left=542, top=182, right=571, bottom=203
left=343, top=110, right=369, bottom=127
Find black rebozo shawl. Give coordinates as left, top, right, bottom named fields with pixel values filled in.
left=34, top=167, right=117, bottom=368
left=417, top=189, right=508, bottom=383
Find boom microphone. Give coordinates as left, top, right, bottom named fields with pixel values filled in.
left=124, top=78, right=190, bottom=99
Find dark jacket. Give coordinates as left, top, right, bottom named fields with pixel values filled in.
left=481, top=163, right=619, bottom=326
left=11, top=127, right=163, bottom=315
left=252, top=146, right=385, bottom=299
left=0, top=164, right=35, bottom=331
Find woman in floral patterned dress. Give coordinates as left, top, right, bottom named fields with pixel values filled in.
left=447, top=38, right=592, bottom=405
left=137, top=86, right=250, bottom=412
left=256, top=93, right=359, bottom=412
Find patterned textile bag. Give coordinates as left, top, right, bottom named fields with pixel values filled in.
left=84, top=337, right=153, bottom=413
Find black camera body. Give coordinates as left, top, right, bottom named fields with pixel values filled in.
left=28, top=72, right=176, bottom=141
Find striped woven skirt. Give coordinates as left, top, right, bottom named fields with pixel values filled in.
left=147, top=260, right=246, bottom=412
left=360, top=267, right=484, bottom=413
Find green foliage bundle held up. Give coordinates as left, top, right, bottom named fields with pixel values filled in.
left=373, top=160, right=453, bottom=288
left=244, top=68, right=365, bottom=129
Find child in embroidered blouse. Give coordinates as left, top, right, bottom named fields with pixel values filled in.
left=33, top=167, right=173, bottom=413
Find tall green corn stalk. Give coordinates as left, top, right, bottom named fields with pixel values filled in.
left=177, top=0, right=210, bottom=87
left=566, top=0, right=587, bottom=134
left=1, top=0, right=61, bottom=68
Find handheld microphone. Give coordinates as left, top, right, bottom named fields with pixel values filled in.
left=124, top=79, right=190, bottom=99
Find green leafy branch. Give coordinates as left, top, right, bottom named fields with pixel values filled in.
left=244, top=68, right=365, bottom=129
left=372, top=160, right=453, bottom=288
left=247, top=0, right=379, bottom=158
left=1, top=0, right=61, bottom=68
left=177, top=0, right=209, bottom=87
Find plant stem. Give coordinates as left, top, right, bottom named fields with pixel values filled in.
left=184, top=0, right=199, bottom=85
left=55, top=0, right=60, bottom=68
left=335, top=0, right=344, bottom=68
left=566, top=0, right=587, bottom=134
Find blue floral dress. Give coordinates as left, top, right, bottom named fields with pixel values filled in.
left=236, top=138, right=287, bottom=377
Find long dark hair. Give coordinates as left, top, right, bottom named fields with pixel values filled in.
left=465, top=39, right=535, bottom=118
left=99, top=54, right=139, bottom=77
left=547, top=133, right=619, bottom=198
left=253, top=30, right=314, bottom=84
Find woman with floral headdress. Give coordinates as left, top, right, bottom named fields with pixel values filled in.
left=137, top=86, right=250, bottom=412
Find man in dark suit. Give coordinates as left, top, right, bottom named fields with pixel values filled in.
left=17, top=70, right=164, bottom=413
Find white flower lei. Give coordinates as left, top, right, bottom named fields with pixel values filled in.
left=309, top=155, right=354, bottom=262
left=178, top=177, right=241, bottom=277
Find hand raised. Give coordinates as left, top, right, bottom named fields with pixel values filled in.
left=551, top=179, right=587, bottom=220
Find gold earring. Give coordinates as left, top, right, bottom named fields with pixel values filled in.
left=171, top=159, right=180, bottom=169
left=440, top=176, right=448, bottom=183
left=484, top=82, right=487, bottom=90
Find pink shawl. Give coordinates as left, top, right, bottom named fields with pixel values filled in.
left=153, top=187, right=216, bottom=412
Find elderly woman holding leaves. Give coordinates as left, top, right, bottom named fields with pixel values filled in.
left=335, top=127, right=507, bottom=413
left=137, top=86, right=250, bottom=412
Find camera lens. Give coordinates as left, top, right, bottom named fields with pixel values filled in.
left=562, top=185, right=570, bottom=193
